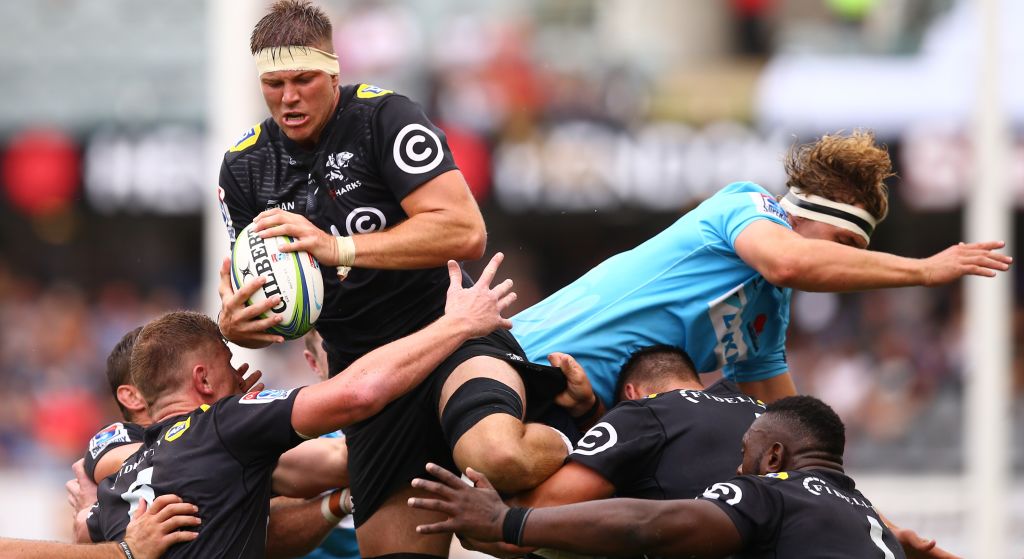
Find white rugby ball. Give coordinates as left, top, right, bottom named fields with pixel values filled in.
left=231, top=222, right=324, bottom=340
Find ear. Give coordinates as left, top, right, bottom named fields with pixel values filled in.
left=622, top=383, right=642, bottom=401
left=116, top=385, right=147, bottom=415
left=303, top=350, right=321, bottom=377
left=192, top=364, right=215, bottom=397
left=763, top=442, right=785, bottom=473
left=330, top=73, right=340, bottom=88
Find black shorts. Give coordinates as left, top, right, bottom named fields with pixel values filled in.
left=340, top=328, right=573, bottom=526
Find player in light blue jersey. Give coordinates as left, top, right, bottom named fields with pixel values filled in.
left=514, top=131, right=1012, bottom=405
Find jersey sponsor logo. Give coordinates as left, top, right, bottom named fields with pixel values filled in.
left=702, top=482, right=743, bottom=505
left=164, top=416, right=191, bottom=442
left=802, top=476, right=872, bottom=508
left=749, top=192, right=787, bottom=221
left=707, top=282, right=751, bottom=367
left=393, top=123, right=444, bottom=174
left=678, top=389, right=764, bottom=408
left=763, top=472, right=789, bottom=479
left=356, top=83, right=393, bottom=99
left=89, top=422, right=131, bottom=459
left=572, top=422, right=618, bottom=456
left=345, top=207, right=387, bottom=235
left=229, top=124, right=262, bottom=153
left=239, top=388, right=295, bottom=404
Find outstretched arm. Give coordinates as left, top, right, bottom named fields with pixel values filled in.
left=735, top=220, right=1011, bottom=292
left=291, top=253, right=516, bottom=437
left=409, top=463, right=742, bottom=557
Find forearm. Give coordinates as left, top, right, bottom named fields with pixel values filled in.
left=273, top=438, right=349, bottom=498
left=775, top=239, right=924, bottom=291
left=0, top=539, right=122, bottom=559
left=296, top=315, right=477, bottom=435
left=266, top=497, right=337, bottom=559
left=517, top=499, right=721, bottom=556
left=350, top=209, right=485, bottom=269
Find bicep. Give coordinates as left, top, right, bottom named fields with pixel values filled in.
left=399, top=169, right=482, bottom=223
left=644, top=500, right=743, bottom=556
left=732, top=219, right=803, bottom=280
left=515, top=462, right=615, bottom=507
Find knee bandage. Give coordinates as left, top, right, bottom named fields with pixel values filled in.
left=440, top=377, right=524, bottom=449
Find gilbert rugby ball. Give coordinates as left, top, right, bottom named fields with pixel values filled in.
left=231, top=222, right=324, bottom=340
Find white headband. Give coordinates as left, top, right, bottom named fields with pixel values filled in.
left=255, top=46, right=339, bottom=76
left=779, top=188, right=878, bottom=245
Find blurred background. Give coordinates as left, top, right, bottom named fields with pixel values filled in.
left=0, top=0, right=1020, bottom=554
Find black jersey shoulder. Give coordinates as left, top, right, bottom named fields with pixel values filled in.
left=223, top=119, right=275, bottom=163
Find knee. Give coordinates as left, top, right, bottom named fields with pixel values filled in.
left=440, top=377, right=524, bottom=449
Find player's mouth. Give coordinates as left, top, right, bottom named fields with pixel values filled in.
left=282, top=112, right=309, bottom=127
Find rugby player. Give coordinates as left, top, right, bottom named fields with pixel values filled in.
left=515, top=345, right=763, bottom=509
left=216, top=1, right=585, bottom=556
left=89, top=255, right=515, bottom=558
left=512, top=131, right=1012, bottom=404
left=4, top=494, right=199, bottom=559
left=67, top=326, right=353, bottom=557
left=409, top=396, right=955, bottom=558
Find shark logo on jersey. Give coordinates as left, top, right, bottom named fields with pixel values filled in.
left=326, top=152, right=354, bottom=182
left=702, top=482, right=743, bottom=505
left=707, top=282, right=750, bottom=367
left=572, top=422, right=618, bottom=456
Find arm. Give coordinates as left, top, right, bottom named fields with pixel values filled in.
left=877, top=509, right=962, bottom=559
left=91, top=444, right=142, bottom=484
left=253, top=170, right=486, bottom=270
left=3, top=495, right=200, bottom=559
left=734, top=220, right=1011, bottom=291
left=291, top=253, right=516, bottom=437
left=272, top=437, right=349, bottom=498
left=265, top=496, right=339, bottom=559
left=738, top=372, right=797, bottom=403
left=512, top=462, right=615, bottom=508
left=410, top=464, right=742, bottom=557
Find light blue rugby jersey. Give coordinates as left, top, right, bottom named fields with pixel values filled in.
left=512, top=182, right=793, bottom=407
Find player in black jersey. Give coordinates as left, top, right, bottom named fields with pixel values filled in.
left=5, top=494, right=199, bottom=559
left=67, top=325, right=354, bottom=555
left=410, top=396, right=956, bottom=559
left=88, top=256, right=513, bottom=558
left=216, top=2, right=584, bottom=557
left=511, top=345, right=763, bottom=510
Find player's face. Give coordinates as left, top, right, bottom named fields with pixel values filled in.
left=205, top=341, right=243, bottom=400
left=260, top=69, right=340, bottom=146
left=738, top=424, right=773, bottom=475
left=791, top=217, right=868, bottom=250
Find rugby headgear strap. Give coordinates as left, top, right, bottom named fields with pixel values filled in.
left=779, top=187, right=877, bottom=245
left=255, top=46, right=339, bottom=76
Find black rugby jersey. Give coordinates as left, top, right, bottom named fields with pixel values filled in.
left=700, top=469, right=905, bottom=558
left=219, top=83, right=460, bottom=369
left=570, top=379, right=763, bottom=500
left=87, top=389, right=305, bottom=558
left=83, top=421, right=145, bottom=482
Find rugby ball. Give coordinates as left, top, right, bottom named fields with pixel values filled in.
left=231, top=222, right=324, bottom=340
